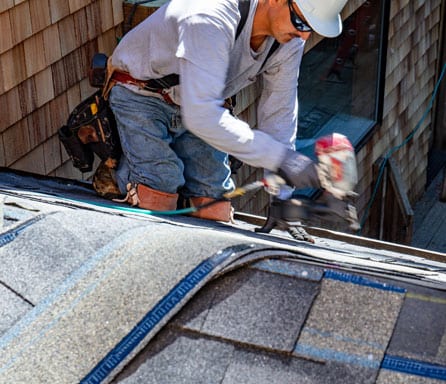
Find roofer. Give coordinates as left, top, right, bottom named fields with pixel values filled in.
left=102, top=0, right=355, bottom=222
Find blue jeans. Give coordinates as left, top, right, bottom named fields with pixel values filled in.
left=109, top=85, right=234, bottom=198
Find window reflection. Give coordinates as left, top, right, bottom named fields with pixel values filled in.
left=297, top=0, right=382, bottom=145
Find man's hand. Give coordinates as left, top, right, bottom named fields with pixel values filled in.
left=278, top=133, right=358, bottom=198
left=277, top=150, right=320, bottom=190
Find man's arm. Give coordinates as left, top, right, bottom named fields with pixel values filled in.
left=177, top=15, right=288, bottom=172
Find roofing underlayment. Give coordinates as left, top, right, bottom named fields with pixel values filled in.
left=0, top=168, right=445, bottom=384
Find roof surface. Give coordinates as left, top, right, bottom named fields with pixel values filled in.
left=0, top=168, right=445, bottom=384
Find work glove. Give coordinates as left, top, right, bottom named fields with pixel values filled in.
left=277, top=150, right=320, bottom=191
left=278, top=133, right=358, bottom=199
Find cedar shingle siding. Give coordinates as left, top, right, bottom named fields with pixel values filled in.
left=0, top=0, right=122, bottom=178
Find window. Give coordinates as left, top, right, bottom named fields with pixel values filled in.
left=296, top=0, right=387, bottom=157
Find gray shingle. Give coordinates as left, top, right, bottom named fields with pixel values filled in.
left=220, top=348, right=377, bottom=384
left=3, top=203, right=36, bottom=227
left=113, top=329, right=234, bottom=384
left=0, top=210, right=144, bottom=303
left=0, top=215, right=94, bottom=303
left=376, top=369, right=446, bottom=384
left=251, top=258, right=323, bottom=281
left=387, top=291, right=446, bottom=365
left=177, top=268, right=319, bottom=352
left=171, top=276, right=220, bottom=330
left=295, top=275, right=405, bottom=370
left=2, top=170, right=446, bottom=384
left=0, top=285, right=32, bottom=337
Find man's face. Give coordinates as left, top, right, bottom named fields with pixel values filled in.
left=271, top=0, right=312, bottom=43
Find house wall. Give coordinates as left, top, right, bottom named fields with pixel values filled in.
left=0, top=0, right=444, bottom=237
left=358, top=0, right=443, bottom=234
left=0, top=0, right=123, bottom=179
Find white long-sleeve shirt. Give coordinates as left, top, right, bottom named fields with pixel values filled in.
left=111, top=0, right=305, bottom=172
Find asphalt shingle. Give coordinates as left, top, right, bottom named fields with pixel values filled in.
left=2, top=169, right=446, bottom=384
left=0, top=285, right=32, bottom=337
left=113, top=329, right=234, bottom=384
left=387, top=290, right=446, bottom=365
left=294, top=273, right=405, bottom=371
left=251, top=258, right=324, bottom=281
left=0, top=200, right=147, bottom=304
left=176, top=268, right=319, bottom=352
left=220, top=347, right=377, bottom=384
left=376, top=369, right=446, bottom=384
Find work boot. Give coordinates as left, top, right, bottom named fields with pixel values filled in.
left=188, top=197, right=233, bottom=222
left=121, top=183, right=178, bottom=211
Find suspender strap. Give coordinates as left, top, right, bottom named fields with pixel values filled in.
left=261, top=40, right=280, bottom=70
left=237, top=0, right=251, bottom=40
left=236, top=0, right=280, bottom=70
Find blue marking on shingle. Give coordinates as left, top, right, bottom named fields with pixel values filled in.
left=81, top=259, right=216, bottom=384
left=302, top=327, right=385, bottom=350
left=0, top=215, right=45, bottom=248
left=294, top=344, right=380, bottom=369
left=324, top=270, right=406, bottom=293
left=382, top=355, right=446, bottom=381
left=80, top=245, right=253, bottom=384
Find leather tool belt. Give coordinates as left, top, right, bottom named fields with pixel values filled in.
left=103, top=55, right=179, bottom=105
left=109, top=70, right=177, bottom=105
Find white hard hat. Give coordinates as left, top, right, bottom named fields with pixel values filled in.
left=293, top=0, right=348, bottom=37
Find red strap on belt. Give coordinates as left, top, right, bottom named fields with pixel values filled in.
left=111, top=70, right=175, bottom=105
left=111, top=71, right=145, bottom=87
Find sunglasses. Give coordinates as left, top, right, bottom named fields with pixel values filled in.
left=288, top=1, right=313, bottom=32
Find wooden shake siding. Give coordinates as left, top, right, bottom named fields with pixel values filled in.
left=359, top=0, right=443, bottom=234
left=0, top=0, right=123, bottom=179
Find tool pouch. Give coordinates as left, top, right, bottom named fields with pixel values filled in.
left=58, top=124, right=95, bottom=173
left=58, top=52, right=122, bottom=173
left=58, top=90, right=121, bottom=172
